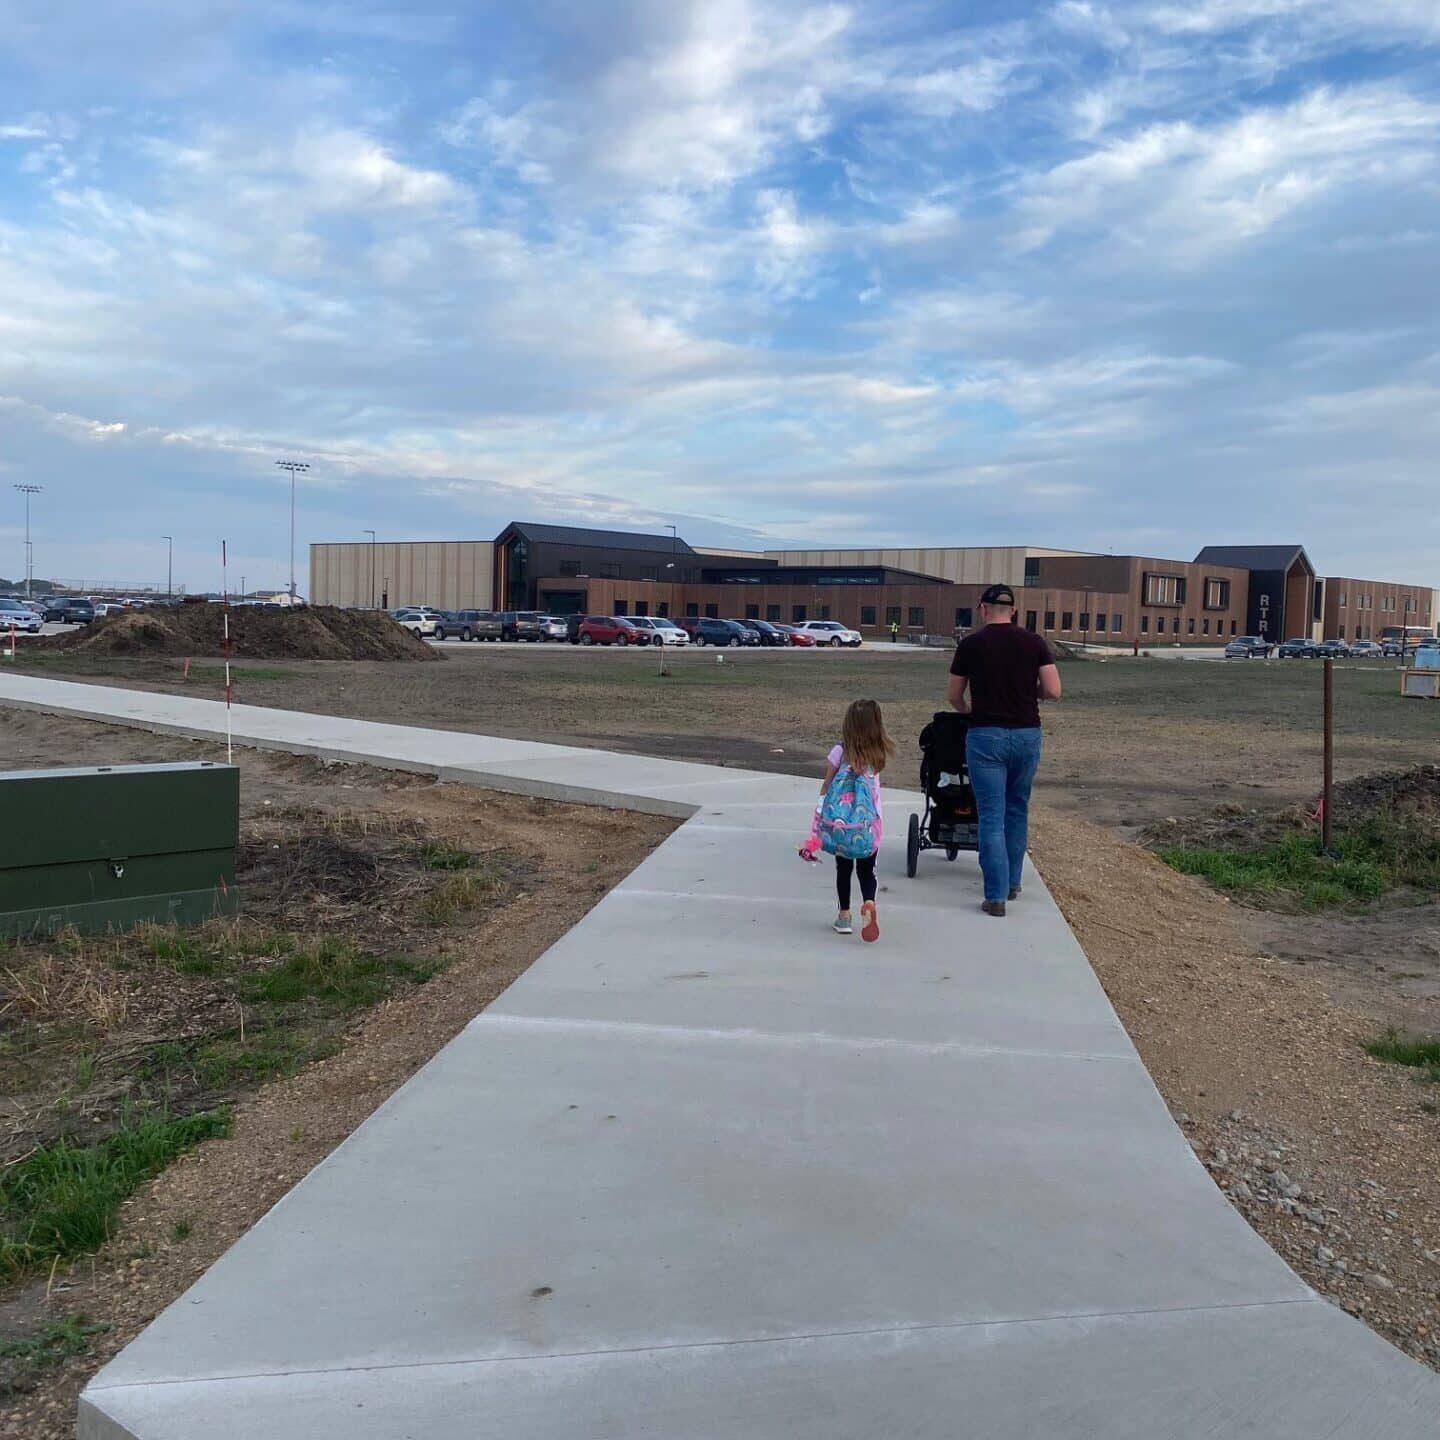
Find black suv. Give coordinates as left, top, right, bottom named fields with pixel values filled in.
left=498, top=611, right=545, bottom=642
left=686, top=617, right=758, bottom=647
left=735, top=618, right=787, bottom=646
left=43, top=597, right=94, bottom=624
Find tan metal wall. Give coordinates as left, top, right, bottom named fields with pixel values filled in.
left=761, top=545, right=1088, bottom=586
left=309, top=541, right=495, bottom=610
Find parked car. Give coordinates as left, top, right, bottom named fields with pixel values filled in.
left=1347, top=639, right=1383, bottom=659
left=773, top=623, right=817, bottom=648
left=1313, top=639, right=1351, bottom=659
left=499, top=611, right=547, bottom=642
left=577, top=615, right=647, bottom=646
left=392, top=608, right=441, bottom=639
left=1277, top=637, right=1316, bottom=659
left=537, top=615, right=569, bottom=641
left=626, top=616, right=689, bottom=646
left=734, top=618, right=787, bottom=646
left=1224, top=635, right=1273, bottom=659
left=0, top=597, right=42, bottom=633
left=437, top=609, right=502, bottom=642
left=92, top=602, right=130, bottom=617
left=42, top=597, right=94, bottom=625
left=687, top=617, right=757, bottom=647
left=795, top=620, right=862, bottom=648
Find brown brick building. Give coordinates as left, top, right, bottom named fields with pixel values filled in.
left=1319, top=577, right=1436, bottom=644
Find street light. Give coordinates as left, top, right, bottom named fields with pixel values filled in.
left=162, top=536, right=173, bottom=603
left=363, top=529, right=377, bottom=609
left=274, top=460, right=310, bottom=601
left=14, top=485, right=40, bottom=599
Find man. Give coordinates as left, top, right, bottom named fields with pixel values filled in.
left=947, top=584, right=1062, bottom=917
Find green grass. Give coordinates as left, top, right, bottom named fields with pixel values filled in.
left=0, top=1314, right=110, bottom=1376
left=414, top=872, right=501, bottom=927
left=183, top=665, right=290, bottom=683
left=0, top=1110, right=231, bottom=1279
left=1158, top=820, right=1440, bottom=909
left=1366, top=1030, right=1440, bottom=1084
left=239, top=936, right=435, bottom=1006
left=417, top=842, right=476, bottom=871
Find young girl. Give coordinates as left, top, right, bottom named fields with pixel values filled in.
left=799, top=698, right=896, bottom=942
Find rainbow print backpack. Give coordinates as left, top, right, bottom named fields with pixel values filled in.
left=816, top=765, right=881, bottom=859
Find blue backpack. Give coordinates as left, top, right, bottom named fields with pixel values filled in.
left=816, top=765, right=880, bottom=859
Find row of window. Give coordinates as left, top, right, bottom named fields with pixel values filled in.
left=1336, top=592, right=1428, bottom=615
left=1140, top=574, right=1232, bottom=610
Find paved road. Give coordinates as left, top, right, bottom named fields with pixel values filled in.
left=0, top=675, right=1431, bottom=1438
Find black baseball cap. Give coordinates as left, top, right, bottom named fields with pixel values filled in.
left=980, top=584, right=1016, bottom=606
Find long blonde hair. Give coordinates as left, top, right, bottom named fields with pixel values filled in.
left=841, top=698, right=896, bottom=775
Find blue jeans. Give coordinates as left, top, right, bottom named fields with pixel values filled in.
left=965, top=727, right=1042, bottom=903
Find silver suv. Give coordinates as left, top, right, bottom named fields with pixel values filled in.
left=440, top=609, right=502, bottom=641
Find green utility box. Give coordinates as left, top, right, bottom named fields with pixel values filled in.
left=0, top=762, right=239, bottom=938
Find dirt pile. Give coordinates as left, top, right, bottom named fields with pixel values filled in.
left=40, top=605, right=438, bottom=662
left=1144, top=764, right=1440, bottom=852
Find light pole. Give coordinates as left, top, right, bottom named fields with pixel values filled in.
left=162, top=536, right=173, bottom=603
left=363, top=529, right=376, bottom=609
left=274, top=460, right=310, bottom=601
left=665, top=525, right=677, bottom=619
left=14, top=485, right=40, bottom=599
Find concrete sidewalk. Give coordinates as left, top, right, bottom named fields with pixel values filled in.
left=0, top=674, right=1432, bottom=1437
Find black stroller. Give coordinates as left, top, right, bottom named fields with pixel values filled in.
left=905, top=712, right=979, bottom=877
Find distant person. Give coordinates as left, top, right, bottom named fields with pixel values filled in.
left=798, top=699, right=895, bottom=942
left=889, top=618, right=900, bottom=644
left=947, top=585, right=1061, bottom=917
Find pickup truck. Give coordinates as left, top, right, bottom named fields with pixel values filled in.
left=1224, top=636, right=1273, bottom=659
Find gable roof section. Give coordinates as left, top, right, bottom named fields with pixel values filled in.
left=499, top=522, right=697, bottom=556
left=1194, top=544, right=1314, bottom=576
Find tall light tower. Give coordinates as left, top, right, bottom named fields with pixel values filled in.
left=162, top=536, right=173, bottom=603
left=14, top=485, right=41, bottom=599
left=363, top=529, right=376, bottom=609
left=274, top=460, right=310, bottom=601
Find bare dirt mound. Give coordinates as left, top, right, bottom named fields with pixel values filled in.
left=40, top=605, right=439, bottom=662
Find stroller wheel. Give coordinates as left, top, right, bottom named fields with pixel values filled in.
left=946, top=845, right=959, bottom=861
left=906, top=813, right=920, bottom=878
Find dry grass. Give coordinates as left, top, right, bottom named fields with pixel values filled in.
left=0, top=956, right=131, bottom=1033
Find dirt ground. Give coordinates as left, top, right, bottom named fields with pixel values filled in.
left=0, top=708, right=671, bottom=1439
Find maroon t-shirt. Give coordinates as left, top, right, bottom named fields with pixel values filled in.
left=949, top=623, right=1055, bottom=729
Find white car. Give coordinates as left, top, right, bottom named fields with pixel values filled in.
left=626, top=616, right=690, bottom=646
left=796, top=620, right=862, bottom=648
left=0, top=598, right=42, bottom=633
left=92, top=602, right=129, bottom=617
left=391, top=607, right=441, bottom=638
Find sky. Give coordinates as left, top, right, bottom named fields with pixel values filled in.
left=1, top=1, right=1438, bottom=593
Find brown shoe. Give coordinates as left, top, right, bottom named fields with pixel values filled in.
left=1008, top=887, right=1021, bottom=901
left=982, top=900, right=1007, bottom=918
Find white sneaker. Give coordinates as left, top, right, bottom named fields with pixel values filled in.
left=833, top=912, right=853, bottom=935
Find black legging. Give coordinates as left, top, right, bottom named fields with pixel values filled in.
left=835, top=854, right=877, bottom=910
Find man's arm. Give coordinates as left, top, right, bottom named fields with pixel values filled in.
left=1038, top=663, right=1062, bottom=702
left=947, top=673, right=970, bottom=712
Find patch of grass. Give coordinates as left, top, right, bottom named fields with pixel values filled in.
left=191, top=1030, right=339, bottom=1088
left=182, top=664, right=290, bottom=683
left=1366, top=1030, right=1440, bottom=1084
left=170, top=1217, right=193, bottom=1243
left=414, top=871, right=502, bottom=927
left=0, top=1314, right=110, bottom=1376
left=239, top=936, right=435, bottom=1006
left=1158, top=819, right=1440, bottom=910
left=417, top=842, right=476, bottom=871
left=0, top=1110, right=231, bottom=1279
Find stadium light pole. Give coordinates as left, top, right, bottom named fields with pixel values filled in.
left=14, top=485, right=40, bottom=599
left=162, top=536, right=173, bottom=603
left=274, top=460, right=310, bottom=601
left=364, top=529, right=376, bottom=609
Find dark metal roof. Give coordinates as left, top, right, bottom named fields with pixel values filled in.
left=704, top=563, right=951, bottom=586
left=1194, top=544, right=1314, bottom=574
left=500, top=521, right=697, bottom=555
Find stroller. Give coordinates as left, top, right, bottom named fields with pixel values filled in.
left=905, top=711, right=979, bottom=877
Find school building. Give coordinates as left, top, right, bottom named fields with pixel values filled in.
left=310, top=522, right=1438, bottom=647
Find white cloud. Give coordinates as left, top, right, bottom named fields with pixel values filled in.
left=289, top=129, right=458, bottom=211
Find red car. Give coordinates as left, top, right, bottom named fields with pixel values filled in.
left=774, top=623, right=817, bottom=647
left=576, top=615, right=648, bottom=646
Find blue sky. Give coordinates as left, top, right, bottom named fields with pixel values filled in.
left=2, top=1, right=1438, bottom=591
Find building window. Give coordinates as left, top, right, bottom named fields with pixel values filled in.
left=820, top=605, right=832, bottom=621
left=658, top=601, right=670, bottom=618
left=908, top=606, right=925, bottom=627
left=635, top=600, right=648, bottom=616
left=766, top=604, right=781, bottom=621
left=1044, top=610, right=1055, bottom=630
left=1143, top=573, right=1186, bottom=606
left=1062, top=611, right=1073, bottom=630
left=1231, top=620, right=1238, bottom=635
left=860, top=606, right=876, bottom=626
left=1338, top=591, right=1347, bottom=606
left=1156, top=616, right=1166, bottom=634
left=705, top=603, right=718, bottom=618
left=1203, top=578, right=1230, bottom=610
left=885, top=605, right=901, bottom=626
left=956, top=607, right=973, bottom=629
left=793, top=605, right=807, bottom=622
left=686, top=602, right=699, bottom=618
left=1202, top=618, right=1209, bottom=634
left=1187, top=617, right=1196, bottom=635
left=1111, top=614, right=1123, bottom=633
left=1079, top=612, right=1090, bottom=632
left=1141, top=615, right=1149, bottom=633
left=558, top=558, right=580, bottom=578
left=614, top=599, right=627, bottom=616
left=600, top=563, right=621, bottom=579
left=745, top=603, right=759, bottom=619
left=1338, top=624, right=1345, bottom=639
left=1025, top=611, right=1038, bottom=632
